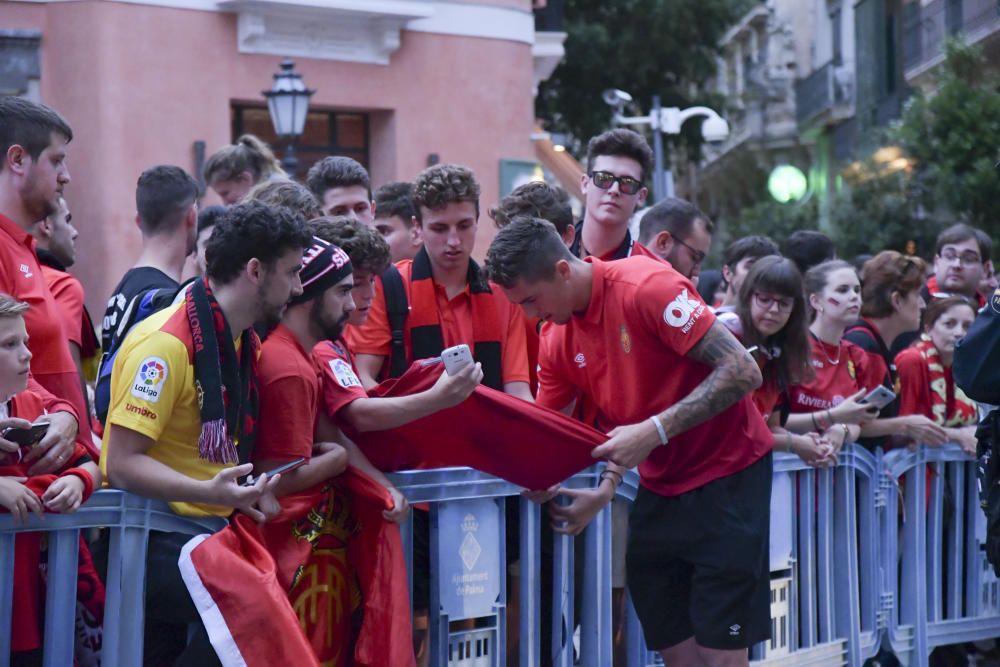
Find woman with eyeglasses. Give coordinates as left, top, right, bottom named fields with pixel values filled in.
left=843, top=251, right=951, bottom=449
left=894, top=295, right=979, bottom=455
left=784, top=260, right=882, bottom=456
left=717, top=256, right=833, bottom=465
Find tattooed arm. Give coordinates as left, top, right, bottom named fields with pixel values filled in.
left=591, top=320, right=761, bottom=468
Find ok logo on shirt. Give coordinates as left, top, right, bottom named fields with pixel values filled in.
left=663, top=288, right=704, bottom=333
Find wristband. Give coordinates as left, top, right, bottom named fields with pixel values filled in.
left=649, top=415, right=669, bottom=446
left=62, top=467, right=95, bottom=502
left=599, top=470, right=622, bottom=490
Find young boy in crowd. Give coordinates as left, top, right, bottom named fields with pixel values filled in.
left=0, top=293, right=102, bottom=663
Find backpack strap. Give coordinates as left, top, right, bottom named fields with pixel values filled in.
left=380, top=265, right=410, bottom=379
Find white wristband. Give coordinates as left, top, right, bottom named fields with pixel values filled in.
left=649, top=415, right=669, bottom=446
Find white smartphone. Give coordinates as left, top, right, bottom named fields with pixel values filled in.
left=442, top=343, right=474, bottom=375
left=859, top=385, right=896, bottom=410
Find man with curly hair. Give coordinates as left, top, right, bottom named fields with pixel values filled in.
left=347, top=163, right=531, bottom=399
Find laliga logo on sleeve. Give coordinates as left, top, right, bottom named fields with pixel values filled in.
left=330, top=358, right=361, bottom=388
left=131, top=356, right=168, bottom=403
left=663, top=288, right=705, bottom=333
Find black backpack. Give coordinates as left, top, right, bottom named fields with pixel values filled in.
left=381, top=265, right=410, bottom=379
left=94, top=286, right=182, bottom=424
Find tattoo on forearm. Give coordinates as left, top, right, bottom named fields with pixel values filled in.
left=661, top=321, right=761, bottom=437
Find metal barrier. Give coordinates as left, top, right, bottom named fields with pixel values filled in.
left=617, top=447, right=882, bottom=667
left=881, top=444, right=1000, bottom=666
left=0, top=490, right=225, bottom=667
left=2, top=446, right=998, bottom=666
left=386, top=465, right=613, bottom=667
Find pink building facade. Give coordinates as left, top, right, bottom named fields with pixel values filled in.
left=2, top=0, right=556, bottom=315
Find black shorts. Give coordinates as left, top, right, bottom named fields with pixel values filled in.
left=626, top=452, right=772, bottom=651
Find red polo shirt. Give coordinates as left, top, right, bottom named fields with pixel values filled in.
left=537, top=257, right=771, bottom=497
left=346, top=259, right=529, bottom=385
left=254, top=324, right=321, bottom=462
left=0, top=213, right=91, bottom=450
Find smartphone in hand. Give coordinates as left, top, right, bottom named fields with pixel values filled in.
left=442, top=344, right=474, bottom=376
left=240, top=457, right=306, bottom=486
left=859, top=386, right=896, bottom=410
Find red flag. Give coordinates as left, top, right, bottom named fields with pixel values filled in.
left=344, top=361, right=607, bottom=490
left=179, top=466, right=414, bottom=667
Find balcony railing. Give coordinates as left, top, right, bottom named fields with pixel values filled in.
left=903, top=0, right=1000, bottom=74
left=796, top=61, right=854, bottom=126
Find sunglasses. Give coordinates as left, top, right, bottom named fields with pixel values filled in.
left=589, top=171, right=644, bottom=195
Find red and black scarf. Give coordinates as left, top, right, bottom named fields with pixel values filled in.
left=408, top=247, right=503, bottom=390
left=913, top=334, right=978, bottom=427
left=186, top=277, right=260, bottom=464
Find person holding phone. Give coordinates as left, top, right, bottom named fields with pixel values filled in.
left=0, top=293, right=102, bottom=662
left=895, top=296, right=979, bottom=454
left=103, top=203, right=306, bottom=665
left=718, top=256, right=836, bottom=466
left=784, top=260, right=882, bottom=452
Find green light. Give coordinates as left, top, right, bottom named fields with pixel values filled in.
left=768, top=165, right=808, bottom=203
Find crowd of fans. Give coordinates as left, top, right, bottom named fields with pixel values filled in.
left=0, top=94, right=994, bottom=667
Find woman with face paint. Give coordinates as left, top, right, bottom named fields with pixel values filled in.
left=718, top=256, right=835, bottom=466
left=894, top=296, right=979, bottom=455
left=784, top=260, right=882, bottom=455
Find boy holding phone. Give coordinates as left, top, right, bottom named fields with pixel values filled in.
left=0, top=293, right=102, bottom=661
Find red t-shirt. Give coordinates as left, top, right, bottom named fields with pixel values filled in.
left=254, top=324, right=321, bottom=462
left=537, top=257, right=771, bottom=497
left=895, top=347, right=938, bottom=420
left=787, top=337, right=869, bottom=413
left=313, top=338, right=368, bottom=420
left=0, top=214, right=91, bottom=447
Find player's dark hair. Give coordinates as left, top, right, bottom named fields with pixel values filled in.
left=485, top=216, right=574, bottom=287
left=135, top=165, right=200, bottom=236
left=205, top=201, right=311, bottom=284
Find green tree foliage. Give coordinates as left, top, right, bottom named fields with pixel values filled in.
left=828, top=161, right=941, bottom=259
left=724, top=198, right=818, bottom=248
left=891, top=39, right=1000, bottom=237
left=536, top=0, right=755, bottom=156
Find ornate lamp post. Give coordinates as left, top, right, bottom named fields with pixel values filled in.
left=263, top=59, right=315, bottom=177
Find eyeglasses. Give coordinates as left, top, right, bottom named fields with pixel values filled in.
left=753, top=292, right=794, bottom=313
left=939, top=249, right=982, bottom=266
left=673, top=236, right=707, bottom=265
left=589, top=171, right=644, bottom=195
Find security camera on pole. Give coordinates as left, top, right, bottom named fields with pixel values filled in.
left=602, top=89, right=730, bottom=201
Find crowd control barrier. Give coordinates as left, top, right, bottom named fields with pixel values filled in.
left=880, top=444, right=1000, bottom=665
left=2, top=445, right=999, bottom=667
left=0, top=490, right=225, bottom=667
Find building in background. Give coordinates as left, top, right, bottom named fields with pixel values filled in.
left=696, top=0, right=811, bottom=228
left=1, top=0, right=565, bottom=315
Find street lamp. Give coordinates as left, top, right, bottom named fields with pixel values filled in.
left=602, top=89, right=729, bottom=201
left=263, top=59, right=315, bottom=177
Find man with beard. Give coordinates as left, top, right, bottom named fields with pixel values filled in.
left=636, top=197, right=715, bottom=286
left=0, top=96, right=91, bottom=465
left=309, top=217, right=480, bottom=434
left=251, top=236, right=357, bottom=494
left=32, top=196, right=101, bottom=399
left=103, top=201, right=310, bottom=665
left=101, top=165, right=200, bottom=363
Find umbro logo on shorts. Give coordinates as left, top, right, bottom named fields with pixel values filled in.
left=728, top=624, right=741, bottom=636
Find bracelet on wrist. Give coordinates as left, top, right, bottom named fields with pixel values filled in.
left=649, top=415, right=669, bottom=446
